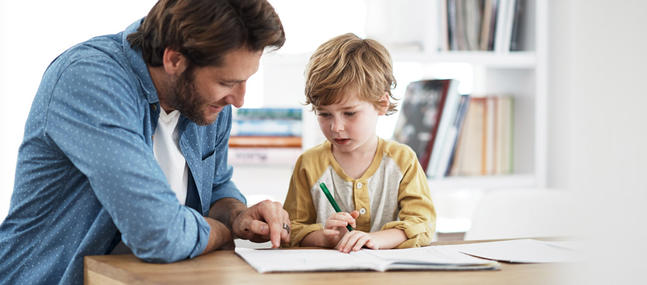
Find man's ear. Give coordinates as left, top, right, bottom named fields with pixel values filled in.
left=161, top=48, right=188, bottom=75
left=377, top=93, right=390, bottom=115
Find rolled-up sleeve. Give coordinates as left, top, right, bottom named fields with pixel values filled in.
left=45, top=58, right=209, bottom=262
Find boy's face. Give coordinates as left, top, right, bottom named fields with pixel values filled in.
left=315, top=89, right=388, bottom=155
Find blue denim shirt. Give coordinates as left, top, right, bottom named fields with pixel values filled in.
left=0, top=19, right=246, bottom=284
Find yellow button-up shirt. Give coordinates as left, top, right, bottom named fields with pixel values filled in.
left=284, top=138, right=436, bottom=248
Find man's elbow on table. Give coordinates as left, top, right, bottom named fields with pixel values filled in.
left=124, top=211, right=210, bottom=263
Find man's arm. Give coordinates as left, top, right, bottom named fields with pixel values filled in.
left=208, top=198, right=291, bottom=248
left=201, top=217, right=234, bottom=253
left=45, top=58, right=211, bottom=262
left=209, top=198, right=246, bottom=229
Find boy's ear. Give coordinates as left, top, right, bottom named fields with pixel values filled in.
left=377, top=93, right=390, bottom=115
left=161, top=48, right=188, bottom=76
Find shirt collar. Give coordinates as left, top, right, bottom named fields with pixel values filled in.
left=122, top=18, right=159, bottom=104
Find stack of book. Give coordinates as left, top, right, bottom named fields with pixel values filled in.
left=439, top=0, right=526, bottom=52
left=449, top=95, right=514, bottom=176
left=393, top=79, right=514, bottom=178
left=228, top=108, right=303, bottom=166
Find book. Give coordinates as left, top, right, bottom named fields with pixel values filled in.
left=450, top=97, right=486, bottom=176
left=228, top=147, right=301, bottom=166
left=228, top=136, right=302, bottom=148
left=437, top=94, right=471, bottom=178
left=426, top=80, right=461, bottom=178
left=446, top=0, right=484, bottom=51
left=229, top=107, right=303, bottom=156
left=484, top=96, right=497, bottom=174
left=449, top=95, right=513, bottom=176
left=393, top=80, right=453, bottom=172
left=235, top=247, right=500, bottom=273
left=509, top=0, right=525, bottom=51
left=479, top=0, right=498, bottom=51
left=231, top=119, right=302, bottom=137
left=234, top=107, right=302, bottom=120
left=446, top=0, right=458, bottom=50
left=462, top=0, right=484, bottom=51
left=495, top=96, right=514, bottom=173
left=495, top=0, right=517, bottom=52
left=439, top=0, right=450, bottom=51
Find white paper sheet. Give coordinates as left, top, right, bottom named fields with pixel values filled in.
left=442, top=239, right=579, bottom=263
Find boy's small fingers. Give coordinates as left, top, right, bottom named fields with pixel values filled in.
left=336, top=233, right=350, bottom=252
left=325, top=220, right=348, bottom=229
left=323, top=229, right=339, bottom=236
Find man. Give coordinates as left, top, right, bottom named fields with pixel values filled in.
left=0, top=0, right=289, bottom=284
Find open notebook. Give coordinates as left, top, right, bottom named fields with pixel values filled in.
left=235, top=246, right=500, bottom=273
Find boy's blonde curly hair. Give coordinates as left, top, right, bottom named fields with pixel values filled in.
left=304, top=33, right=398, bottom=115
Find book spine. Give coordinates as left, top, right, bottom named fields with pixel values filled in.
left=454, top=97, right=486, bottom=176
left=235, top=107, right=302, bottom=120
left=228, top=136, right=302, bottom=148
left=228, top=147, right=302, bottom=166
left=441, top=94, right=471, bottom=177
left=420, top=80, right=450, bottom=172
left=231, top=119, right=302, bottom=137
left=427, top=80, right=461, bottom=178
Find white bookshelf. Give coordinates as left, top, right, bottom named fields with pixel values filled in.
left=232, top=0, right=547, bottom=233
left=393, top=51, right=537, bottom=68
left=411, top=0, right=547, bottom=193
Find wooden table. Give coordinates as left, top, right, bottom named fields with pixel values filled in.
left=84, top=240, right=574, bottom=285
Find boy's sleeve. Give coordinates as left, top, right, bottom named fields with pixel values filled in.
left=381, top=150, right=437, bottom=248
left=283, top=155, right=322, bottom=247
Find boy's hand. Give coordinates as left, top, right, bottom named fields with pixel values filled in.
left=322, top=210, right=359, bottom=247
left=335, top=230, right=379, bottom=253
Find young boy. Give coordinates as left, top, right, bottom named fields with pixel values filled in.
left=283, top=33, right=436, bottom=253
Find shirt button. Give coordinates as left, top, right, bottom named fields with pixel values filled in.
left=356, top=182, right=363, bottom=189
left=359, top=208, right=366, bottom=215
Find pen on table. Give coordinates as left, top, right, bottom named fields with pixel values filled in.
left=319, top=182, right=353, bottom=232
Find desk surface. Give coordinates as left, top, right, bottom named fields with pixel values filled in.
left=84, top=240, right=573, bottom=285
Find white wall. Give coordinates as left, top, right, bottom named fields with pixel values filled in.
left=0, top=1, right=157, bottom=221
left=548, top=0, right=647, bottom=284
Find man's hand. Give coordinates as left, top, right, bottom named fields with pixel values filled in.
left=231, top=200, right=290, bottom=248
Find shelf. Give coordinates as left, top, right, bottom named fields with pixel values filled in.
left=428, top=174, right=537, bottom=192
left=392, top=51, right=537, bottom=68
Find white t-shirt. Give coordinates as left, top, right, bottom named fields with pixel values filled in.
left=152, top=108, right=189, bottom=205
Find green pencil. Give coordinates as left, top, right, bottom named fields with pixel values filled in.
left=319, top=182, right=353, bottom=232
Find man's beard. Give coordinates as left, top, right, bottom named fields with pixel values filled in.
left=167, top=66, right=214, bottom=126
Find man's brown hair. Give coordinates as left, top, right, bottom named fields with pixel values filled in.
left=128, top=0, right=285, bottom=67
left=304, top=33, right=398, bottom=115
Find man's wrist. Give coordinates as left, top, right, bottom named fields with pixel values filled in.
left=208, top=198, right=247, bottom=231
left=203, top=217, right=234, bottom=254
left=228, top=207, right=245, bottom=235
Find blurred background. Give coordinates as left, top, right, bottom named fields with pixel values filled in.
left=1, top=1, right=646, bottom=283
